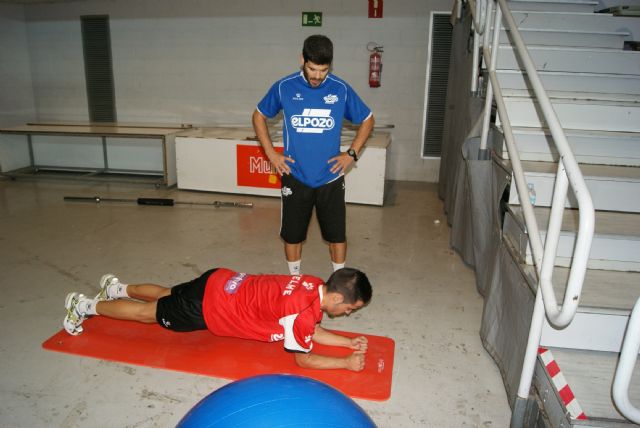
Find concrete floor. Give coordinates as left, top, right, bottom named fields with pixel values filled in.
left=0, top=177, right=511, bottom=427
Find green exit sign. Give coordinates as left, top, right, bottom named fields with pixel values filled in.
left=302, top=12, right=322, bottom=26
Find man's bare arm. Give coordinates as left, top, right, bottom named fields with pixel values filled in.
left=251, top=109, right=294, bottom=175
left=294, top=350, right=366, bottom=372
left=313, top=325, right=368, bottom=351
left=350, top=114, right=375, bottom=155
left=328, top=114, right=375, bottom=174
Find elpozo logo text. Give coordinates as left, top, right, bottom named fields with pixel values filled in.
left=291, top=109, right=335, bottom=134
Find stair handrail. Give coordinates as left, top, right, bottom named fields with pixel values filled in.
left=612, top=296, right=640, bottom=424
left=468, top=0, right=488, bottom=93
left=466, top=0, right=595, bottom=425
left=467, top=0, right=488, bottom=35
left=469, top=0, right=595, bottom=329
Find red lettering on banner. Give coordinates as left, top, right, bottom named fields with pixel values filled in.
left=250, top=157, right=273, bottom=174
left=236, top=145, right=283, bottom=189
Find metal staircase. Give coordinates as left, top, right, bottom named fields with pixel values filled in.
left=484, top=0, right=640, bottom=425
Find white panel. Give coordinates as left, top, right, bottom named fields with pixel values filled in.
left=176, top=136, right=388, bottom=206
left=0, top=134, right=31, bottom=172
left=345, top=145, right=388, bottom=206
left=106, top=137, right=163, bottom=172
left=31, top=135, right=104, bottom=168
left=176, top=137, right=279, bottom=198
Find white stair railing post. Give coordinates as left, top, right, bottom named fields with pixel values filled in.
left=612, top=297, right=640, bottom=424
left=464, top=0, right=596, bottom=425
left=494, top=0, right=595, bottom=327
left=467, top=0, right=487, bottom=35
left=469, top=0, right=487, bottom=94
left=471, top=31, right=481, bottom=94
left=485, top=61, right=546, bottom=428
left=479, top=1, right=499, bottom=158
left=539, top=160, right=569, bottom=325
left=498, top=0, right=595, bottom=418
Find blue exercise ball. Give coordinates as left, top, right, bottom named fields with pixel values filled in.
left=177, top=374, right=376, bottom=427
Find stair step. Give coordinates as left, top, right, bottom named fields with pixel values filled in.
left=506, top=0, right=598, bottom=12
left=541, top=308, right=631, bottom=352
left=549, top=267, right=640, bottom=311
left=501, top=89, right=640, bottom=103
left=499, top=28, right=627, bottom=49
left=495, top=45, right=640, bottom=75
left=544, top=348, right=640, bottom=421
left=506, top=161, right=640, bottom=212
left=503, top=240, right=639, bottom=422
left=536, top=267, right=640, bottom=352
left=491, top=126, right=640, bottom=166
left=506, top=10, right=637, bottom=33
left=496, top=70, right=640, bottom=95
left=498, top=96, right=640, bottom=133
left=503, top=205, right=640, bottom=271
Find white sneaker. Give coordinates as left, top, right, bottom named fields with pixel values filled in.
left=63, top=292, right=88, bottom=335
left=96, top=273, right=122, bottom=301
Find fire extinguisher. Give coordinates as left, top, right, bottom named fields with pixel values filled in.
left=367, top=43, right=383, bottom=88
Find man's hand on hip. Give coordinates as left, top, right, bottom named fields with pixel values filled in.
left=268, top=152, right=295, bottom=175
left=328, top=152, right=354, bottom=175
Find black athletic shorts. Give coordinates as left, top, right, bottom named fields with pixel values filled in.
left=280, top=174, right=346, bottom=244
left=155, top=268, right=217, bottom=332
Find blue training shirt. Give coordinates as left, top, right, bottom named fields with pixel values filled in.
left=257, top=71, right=372, bottom=188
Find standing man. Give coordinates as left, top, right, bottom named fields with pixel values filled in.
left=252, top=35, right=374, bottom=275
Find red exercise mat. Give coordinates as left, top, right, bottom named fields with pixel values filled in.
left=42, top=317, right=394, bottom=401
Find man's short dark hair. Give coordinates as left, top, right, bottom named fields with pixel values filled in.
left=325, top=268, right=372, bottom=304
left=302, top=35, right=333, bottom=65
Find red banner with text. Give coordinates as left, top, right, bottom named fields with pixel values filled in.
left=236, top=144, right=282, bottom=189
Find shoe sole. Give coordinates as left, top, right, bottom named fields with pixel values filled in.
left=98, top=274, right=117, bottom=300
left=64, top=292, right=83, bottom=336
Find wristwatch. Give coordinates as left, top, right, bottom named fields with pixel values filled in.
left=347, top=148, right=358, bottom=162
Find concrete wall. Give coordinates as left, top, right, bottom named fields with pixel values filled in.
left=4, top=0, right=451, bottom=182
left=0, top=4, right=36, bottom=128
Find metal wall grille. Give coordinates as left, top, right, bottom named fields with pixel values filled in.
left=81, top=15, right=116, bottom=123
left=422, top=14, right=452, bottom=158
